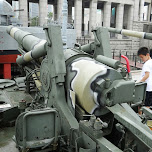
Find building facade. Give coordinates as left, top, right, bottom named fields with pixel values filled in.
left=7, top=0, right=152, bottom=53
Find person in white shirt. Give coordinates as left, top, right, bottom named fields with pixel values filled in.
left=138, top=47, right=152, bottom=106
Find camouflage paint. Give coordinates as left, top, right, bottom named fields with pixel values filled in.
left=69, top=58, right=108, bottom=114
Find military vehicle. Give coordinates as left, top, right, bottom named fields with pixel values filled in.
left=1, top=24, right=152, bottom=152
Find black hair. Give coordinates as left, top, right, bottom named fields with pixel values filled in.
left=149, top=49, right=152, bottom=58
left=137, top=47, right=149, bottom=56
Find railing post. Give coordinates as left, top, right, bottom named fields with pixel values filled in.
left=135, top=56, right=136, bottom=67
left=133, top=53, right=134, bottom=61
left=84, top=37, right=85, bottom=44
left=119, top=51, right=121, bottom=61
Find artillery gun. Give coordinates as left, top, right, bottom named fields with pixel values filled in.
left=2, top=24, right=152, bottom=152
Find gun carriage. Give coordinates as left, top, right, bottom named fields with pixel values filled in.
left=1, top=25, right=152, bottom=152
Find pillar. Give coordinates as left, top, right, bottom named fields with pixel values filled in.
left=53, top=3, right=57, bottom=20
left=68, top=0, right=72, bottom=23
left=89, top=0, right=97, bottom=38
left=19, top=0, right=28, bottom=26
left=139, top=0, right=144, bottom=21
left=116, top=4, right=124, bottom=39
left=39, top=0, right=48, bottom=26
left=127, top=5, right=133, bottom=30
left=74, top=0, right=82, bottom=37
left=103, top=2, right=111, bottom=27
left=3, top=64, right=11, bottom=79
left=133, top=0, right=139, bottom=21
left=148, top=3, right=151, bottom=22
left=57, top=0, right=63, bottom=21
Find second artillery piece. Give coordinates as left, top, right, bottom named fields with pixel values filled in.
left=4, top=25, right=152, bottom=152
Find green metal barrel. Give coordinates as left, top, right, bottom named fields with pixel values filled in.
left=7, top=26, right=47, bottom=65
left=108, top=27, right=152, bottom=40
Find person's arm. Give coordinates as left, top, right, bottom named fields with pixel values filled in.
left=140, top=71, right=150, bottom=82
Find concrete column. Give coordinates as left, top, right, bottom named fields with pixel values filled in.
left=127, top=5, right=134, bottom=30
left=19, top=0, right=28, bottom=26
left=68, top=0, right=72, bottom=23
left=103, top=2, right=111, bottom=27
left=53, top=4, right=57, bottom=20
left=39, top=0, right=48, bottom=26
left=116, top=4, right=124, bottom=39
left=133, top=0, right=139, bottom=21
left=101, top=9, right=103, bottom=26
left=74, top=0, right=82, bottom=37
left=139, top=0, right=144, bottom=21
left=148, top=3, right=151, bottom=22
left=123, top=6, right=128, bottom=28
left=89, top=0, right=97, bottom=38
left=57, top=0, right=63, bottom=21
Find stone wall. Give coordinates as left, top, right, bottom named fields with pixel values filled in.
left=110, top=39, right=133, bottom=56
left=140, top=22, right=152, bottom=49
left=110, top=21, right=144, bottom=56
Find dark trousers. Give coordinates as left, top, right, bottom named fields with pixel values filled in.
left=145, top=91, right=152, bottom=106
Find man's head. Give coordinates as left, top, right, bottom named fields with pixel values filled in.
left=138, top=47, right=151, bottom=62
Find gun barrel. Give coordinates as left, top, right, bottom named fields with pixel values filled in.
left=96, top=55, right=120, bottom=69
left=108, top=27, right=152, bottom=40
left=7, top=26, right=47, bottom=65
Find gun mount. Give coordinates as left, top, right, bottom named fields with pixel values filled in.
left=4, top=25, right=152, bottom=152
